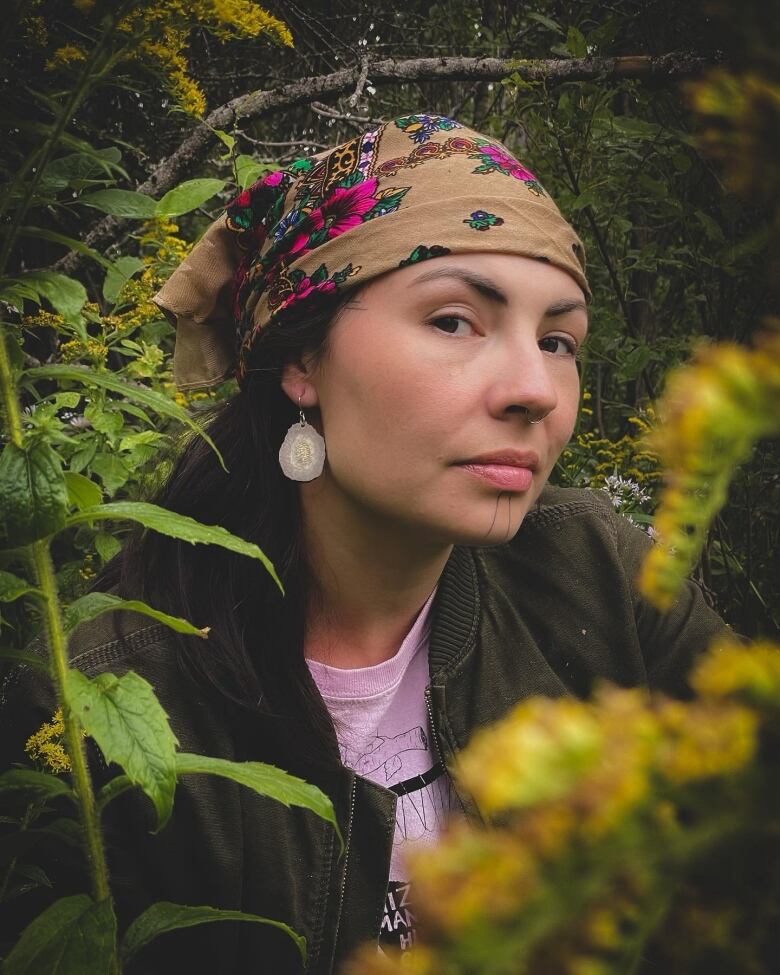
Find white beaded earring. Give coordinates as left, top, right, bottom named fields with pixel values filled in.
left=278, top=395, right=326, bottom=482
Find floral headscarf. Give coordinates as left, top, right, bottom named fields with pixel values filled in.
left=154, top=112, right=591, bottom=390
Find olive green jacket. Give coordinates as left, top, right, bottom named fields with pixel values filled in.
left=1, top=486, right=726, bottom=973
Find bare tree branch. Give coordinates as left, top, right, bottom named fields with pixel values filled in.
left=54, top=52, right=713, bottom=275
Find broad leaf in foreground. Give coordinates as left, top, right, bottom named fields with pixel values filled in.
left=176, top=752, right=342, bottom=849
left=120, top=901, right=306, bottom=965
left=65, top=669, right=178, bottom=831
left=0, top=441, right=68, bottom=548
left=65, top=501, right=284, bottom=593
left=2, top=894, right=116, bottom=975
left=64, top=591, right=210, bottom=637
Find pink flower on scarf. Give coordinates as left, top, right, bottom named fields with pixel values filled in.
left=478, top=144, right=538, bottom=182
left=310, top=177, right=380, bottom=237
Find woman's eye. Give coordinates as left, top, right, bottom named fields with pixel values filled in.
left=539, top=334, right=578, bottom=356
left=429, top=315, right=475, bottom=336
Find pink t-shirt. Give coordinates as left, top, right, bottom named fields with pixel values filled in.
left=306, top=588, right=463, bottom=955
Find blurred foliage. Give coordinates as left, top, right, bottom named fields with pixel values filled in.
left=348, top=636, right=780, bottom=975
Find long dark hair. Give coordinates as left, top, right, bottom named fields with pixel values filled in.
left=95, top=295, right=352, bottom=751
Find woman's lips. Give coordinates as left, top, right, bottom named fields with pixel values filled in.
left=458, top=464, right=534, bottom=491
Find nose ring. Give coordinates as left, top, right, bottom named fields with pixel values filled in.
left=524, top=407, right=551, bottom=425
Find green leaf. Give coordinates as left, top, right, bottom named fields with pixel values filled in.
left=156, top=179, right=225, bottom=217
left=64, top=471, right=102, bottom=511
left=0, top=570, right=42, bottom=602
left=0, top=770, right=72, bottom=800
left=91, top=453, right=131, bottom=494
left=94, top=530, right=122, bottom=563
left=3, top=894, right=116, bottom=975
left=566, top=26, right=588, bottom=58
left=17, top=272, right=87, bottom=322
left=66, top=501, right=284, bottom=594
left=24, top=365, right=227, bottom=471
left=19, top=227, right=113, bottom=270
left=235, top=154, right=271, bottom=189
left=213, top=128, right=236, bottom=153
left=175, top=753, right=341, bottom=849
left=64, top=592, right=209, bottom=638
left=120, top=901, right=305, bottom=966
left=0, top=441, right=68, bottom=548
left=526, top=11, right=564, bottom=33
left=79, top=188, right=158, bottom=218
left=65, top=669, right=179, bottom=831
left=103, top=256, right=145, bottom=305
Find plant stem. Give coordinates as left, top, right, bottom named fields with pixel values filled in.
left=0, top=328, right=24, bottom=447
left=30, top=539, right=111, bottom=903
left=1, top=327, right=111, bottom=906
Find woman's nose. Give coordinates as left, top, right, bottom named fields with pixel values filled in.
left=485, top=342, right=559, bottom=421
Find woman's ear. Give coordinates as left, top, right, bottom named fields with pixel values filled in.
left=280, top=358, right=320, bottom=408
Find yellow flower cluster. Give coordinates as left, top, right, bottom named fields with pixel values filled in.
left=691, top=635, right=780, bottom=704
left=45, top=43, right=87, bottom=71
left=23, top=310, right=66, bottom=331
left=141, top=33, right=207, bottom=117
left=25, top=709, right=70, bottom=774
left=639, top=331, right=780, bottom=609
left=107, top=1, right=293, bottom=116
left=60, top=337, right=109, bottom=363
left=78, top=551, right=97, bottom=581
left=23, top=14, right=48, bottom=46
left=559, top=417, right=661, bottom=489
left=357, top=638, right=773, bottom=975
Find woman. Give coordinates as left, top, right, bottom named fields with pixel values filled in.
left=3, top=114, right=725, bottom=972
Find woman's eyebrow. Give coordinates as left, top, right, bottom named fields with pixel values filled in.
left=545, top=298, right=588, bottom=317
left=409, top=267, right=508, bottom=305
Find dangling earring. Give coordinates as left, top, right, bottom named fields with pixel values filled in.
left=279, top=395, right=326, bottom=481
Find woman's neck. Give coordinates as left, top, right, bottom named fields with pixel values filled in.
left=299, top=482, right=452, bottom=669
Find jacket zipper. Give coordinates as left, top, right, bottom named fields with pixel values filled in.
left=330, top=775, right=357, bottom=962
left=425, top=685, right=482, bottom=821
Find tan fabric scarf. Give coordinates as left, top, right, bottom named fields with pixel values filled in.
left=154, top=113, right=591, bottom=391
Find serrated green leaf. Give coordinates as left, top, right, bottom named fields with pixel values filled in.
left=0, top=769, right=72, bottom=800
left=64, top=592, right=209, bottom=638
left=24, top=365, right=227, bottom=471
left=65, top=669, right=178, bottom=831
left=120, top=901, right=305, bottom=965
left=175, top=753, right=341, bottom=849
left=65, top=501, right=283, bottom=593
left=156, top=178, right=225, bottom=217
left=80, top=188, right=158, bottom=218
left=68, top=439, right=98, bottom=474
left=103, top=255, right=145, bottom=305
left=16, top=272, right=87, bottom=322
left=0, top=441, right=68, bottom=548
left=19, top=227, right=113, bottom=270
left=64, top=471, right=102, bottom=511
left=0, top=570, right=42, bottom=602
left=3, top=894, right=116, bottom=975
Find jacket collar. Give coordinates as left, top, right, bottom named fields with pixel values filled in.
left=428, top=544, right=480, bottom=681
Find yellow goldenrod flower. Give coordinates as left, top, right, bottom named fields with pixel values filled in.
left=456, top=697, right=603, bottom=814
left=45, top=43, right=87, bottom=71
left=25, top=709, right=71, bottom=773
left=691, top=638, right=780, bottom=705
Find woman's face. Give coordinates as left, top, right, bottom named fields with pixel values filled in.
left=291, top=252, right=588, bottom=546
